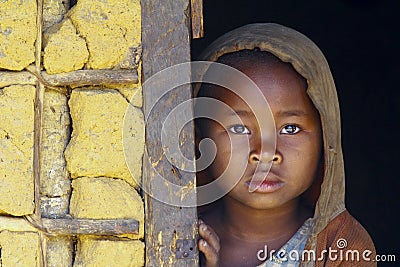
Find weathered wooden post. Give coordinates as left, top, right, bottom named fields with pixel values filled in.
left=141, top=0, right=202, bottom=266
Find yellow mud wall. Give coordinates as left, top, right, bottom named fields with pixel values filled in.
left=0, top=0, right=144, bottom=266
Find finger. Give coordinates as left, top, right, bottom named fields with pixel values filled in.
left=198, top=239, right=219, bottom=266
left=199, top=223, right=220, bottom=252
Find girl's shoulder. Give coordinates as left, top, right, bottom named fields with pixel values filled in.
left=315, top=210, right=377, bottom=266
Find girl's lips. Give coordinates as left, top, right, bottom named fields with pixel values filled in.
left=245, top=174, right=285, bottom=193
left=254, top=180, right=284, bottom=193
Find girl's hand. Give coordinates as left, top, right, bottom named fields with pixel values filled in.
left=198, top=219, right=220, bottom=267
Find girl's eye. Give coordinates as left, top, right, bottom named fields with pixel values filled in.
left=280, top=125, right=301, bottom=135
left=228, top=125, right=251, bottom=135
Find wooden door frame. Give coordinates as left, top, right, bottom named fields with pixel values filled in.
left=141, top=0, right=203, bottom=265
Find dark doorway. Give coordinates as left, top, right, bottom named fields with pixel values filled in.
left=192, top=0, right=399, bottom=260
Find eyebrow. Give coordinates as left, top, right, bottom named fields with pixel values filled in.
left=225, top=109, right=307, bottom=118
left=275, top=110, right=307, bottom=117
left=226, top=110, right=253, bottom=117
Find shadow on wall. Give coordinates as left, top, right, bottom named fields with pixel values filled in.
left=191, top=0, right=400, bottom=258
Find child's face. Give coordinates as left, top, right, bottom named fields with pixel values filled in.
left=198, top=59, right=323, bottom=210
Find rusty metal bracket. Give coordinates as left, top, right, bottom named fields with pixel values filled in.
left=175, top=239, right=196, bottom=259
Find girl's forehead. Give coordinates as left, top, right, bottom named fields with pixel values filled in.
left=197, top=59, right=316, bottom=118
left=210, top=59, right=307, bottom=98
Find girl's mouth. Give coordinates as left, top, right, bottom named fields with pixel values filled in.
left=245, top=174, right=285, bottom=193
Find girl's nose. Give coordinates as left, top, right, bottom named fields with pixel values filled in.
left=249, top=150, right=282, bottom=164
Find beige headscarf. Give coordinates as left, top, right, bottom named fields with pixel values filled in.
left=196, top=23, right=346, bottom=264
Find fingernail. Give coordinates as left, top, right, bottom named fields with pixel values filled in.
left=200, top=224, right=207, bottom=231
left=201, top=240, right=207, bottom=247
left=198, top=219, right=204, bottom=224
